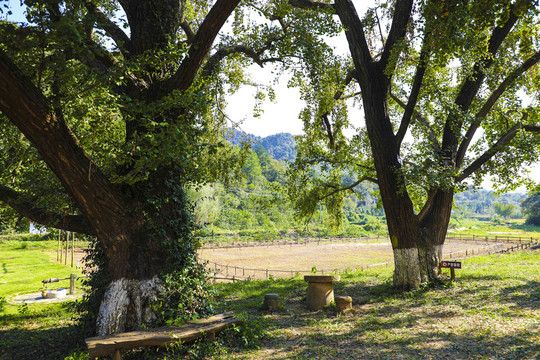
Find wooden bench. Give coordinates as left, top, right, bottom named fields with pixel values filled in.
left=86, top=312, right=243, bottom=359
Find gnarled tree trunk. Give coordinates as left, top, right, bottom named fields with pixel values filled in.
left=0, top=0, right=243, bottom=335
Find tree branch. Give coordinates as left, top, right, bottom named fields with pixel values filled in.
left=441, top=9, right=519, bottom=157
left=289, top=0, right=335, bottom=12
left=0, top=183, right=94, bottom=235
left=85, top=1, right=132, bottom=56
left=395, top=38, right=430, bottom=148
left=201, top=45, right=281, bottom=79
left=389, top=92, right=441, bottom=153
left=334, top=0, right=374, bottom=76
left=319, top=176, right=378, bottom=201
left=180, top=21, right=195, bottom=43
left=456, top=49, right=540, bottom=167
left=169, top=0, right=242, bottom=92
left=417, top=187, right=438, bottom=222
left=0, top=50, right=129, bottom=240
left=523, top=124, right=540, bottom=132
left=456, top=123, right=522, bottom=182
left=379, top=0, right=414, bottom=80
left=320, top=68, right=358, bottom=148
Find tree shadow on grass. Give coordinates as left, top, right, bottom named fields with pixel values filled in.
left=455, top=275, right=540, bottom=309
left=0, top=323, right=86, bottom=360
left=216, top=274, right=540, bottom=360
left=290, top=330, right=539, bottom=360
left=498, top=280, right=540, bottom=310
left=0, top=302, right=88, bottom=360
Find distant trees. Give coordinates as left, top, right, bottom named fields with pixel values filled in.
left=186, top=185, right=222, bottom=227
left=522, top=192, right=540, bottom=225
left=493, top=203, right=515, bottom=219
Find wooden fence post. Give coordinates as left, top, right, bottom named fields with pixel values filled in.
left=70, top=273, right=76, bottom=295
left=57, top=230, right=61, bottom=262
left=71, top=232, right=75, bottom=268
left=64, top=232, right=68, bottom=265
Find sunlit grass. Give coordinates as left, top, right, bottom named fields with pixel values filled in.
left=214, top=251, right=540, bottom=360
left=0, top=240, right=83, bottom=315
left=1, top=235, right=538, bottom=359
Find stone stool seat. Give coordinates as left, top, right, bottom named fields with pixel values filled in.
left=304, top=275, right=340, bottom=311
left=335, top=295, right=353, bottom=313
left=263, top=293, right=280, bottom=311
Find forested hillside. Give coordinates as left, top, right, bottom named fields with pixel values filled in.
left=453, top=189, right=527, bottom=220
left=227, top=129, right=297, bottom=162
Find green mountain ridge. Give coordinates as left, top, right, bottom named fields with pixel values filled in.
left=227, top=128, right=296, bottom=162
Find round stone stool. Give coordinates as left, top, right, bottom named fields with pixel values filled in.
left=304, top=275, right=340, bottom=311
left=335, top=295, right=353, bottom=312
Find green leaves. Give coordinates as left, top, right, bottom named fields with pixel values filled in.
left=521, top=191, right=540, bottom=225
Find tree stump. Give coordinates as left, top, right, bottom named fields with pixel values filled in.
left=304, top=275, right=340, bottom=311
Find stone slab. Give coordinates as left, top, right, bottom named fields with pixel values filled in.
left=303, top=275, right=340, bottom=283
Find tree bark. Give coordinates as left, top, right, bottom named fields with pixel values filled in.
left=418, top=190, right=454, bottom=282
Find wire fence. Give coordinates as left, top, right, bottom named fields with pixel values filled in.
left=202, top=233, right=538, bottom=251
left=204, top=236, right=539, bottom=282
left=202, top=235, right=389, bottom=250
left=445, top=234, right=537, bottom=243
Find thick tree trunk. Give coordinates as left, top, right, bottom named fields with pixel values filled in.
left=96, top=276, right=163, bottom=336
left=391, top=189, right=454, bottom=287
left=392, top=247, right=421, bottom=289
left=418, top=189, right=454, bottom=282
left=357, top=66, right=423, bottom=289
left=90, top=166, right=202, bottom=336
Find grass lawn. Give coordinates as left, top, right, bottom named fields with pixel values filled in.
left=0, top=240, right=84, bottom=301
left=214, top=251, right=540, bottom=360
left=0, top=236, right=538, bottom=359
left=448, top=219, right=540, bottom=240
left=0, top=239, right=88, bottom=360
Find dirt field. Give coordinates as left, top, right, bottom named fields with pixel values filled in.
left=199, top=239, right=509, bottom=280
left=57, top=239, right=510, bottom=280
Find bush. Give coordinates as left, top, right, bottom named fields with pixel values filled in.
left=525, top=215, right=540, bottom=226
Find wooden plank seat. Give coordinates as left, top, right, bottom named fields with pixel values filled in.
left=86, top=312, right=243, bottom=359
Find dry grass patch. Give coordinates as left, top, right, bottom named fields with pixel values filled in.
left=200, top=240, right=504, bottom=279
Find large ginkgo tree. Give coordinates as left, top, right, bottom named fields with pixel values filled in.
left=0, top=0, right=315, bottom=335
left=285, top=0, right=540, bottom=288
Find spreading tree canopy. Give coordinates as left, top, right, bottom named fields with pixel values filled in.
left=282, top=0, right=540, bottom=288
left=0, top=0, right=328, bottom=335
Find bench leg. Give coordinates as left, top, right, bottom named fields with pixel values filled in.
left=111, top=349, right=122, bottom=360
